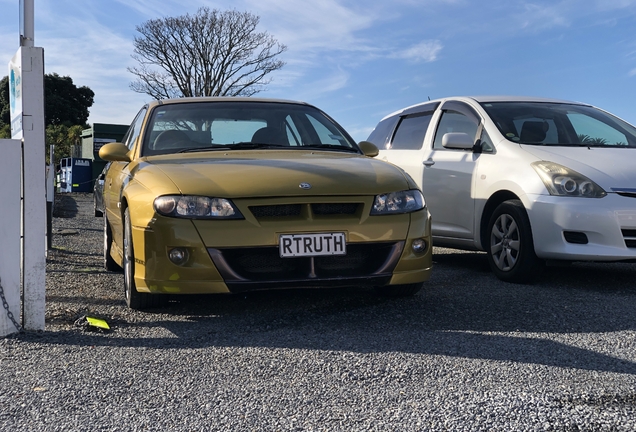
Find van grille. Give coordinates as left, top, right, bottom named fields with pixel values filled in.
left=622, top=229, right=636, bottom=248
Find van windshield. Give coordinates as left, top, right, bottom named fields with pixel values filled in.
left=480, top=102, right=636, bottom=148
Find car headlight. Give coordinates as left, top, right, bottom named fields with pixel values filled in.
left=531, top=161, right=606, bottom=198
left=371, top=189, right=425, bottom=215
left=154, top=195, right=244, bottom=219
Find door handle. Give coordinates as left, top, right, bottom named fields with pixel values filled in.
left=423, top=159, right=435, bottom=167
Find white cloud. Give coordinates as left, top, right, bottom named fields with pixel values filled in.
left=629, top=68, right=636, bottom=77
left=243, top=0, right=375, bottom=52
left=518, top=3, right=570, bottom=30
left=394, top=40, right=443, bottom=63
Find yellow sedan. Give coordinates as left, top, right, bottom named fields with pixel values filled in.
left=99, top=97, right=432, bottom=309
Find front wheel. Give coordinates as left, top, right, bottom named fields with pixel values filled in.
left=123, top=208, right=166, bottom=309
left=486, top=200, right=544, bottom=283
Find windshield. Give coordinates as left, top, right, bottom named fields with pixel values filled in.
left=480, top=102, right=636, bottom=148
left=142, top=101, right=358, bottom=156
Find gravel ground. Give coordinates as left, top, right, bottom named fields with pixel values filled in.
left=1, top=192, right=635, bottom=431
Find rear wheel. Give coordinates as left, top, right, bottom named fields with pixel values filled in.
left=103, top=213, right=121, bottom=272
left=486, top=200, right=544, bottom=283
left=375, top=282, right=424, bottom=297
left=123, top=208, right=166, bottom=309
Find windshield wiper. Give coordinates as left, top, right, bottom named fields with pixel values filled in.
left=300, top=144, right=360, bottom=153
left=231, top=142, right=289, bottom=149
left=179, top=145, right=229, bottom=153
left=179, top=142, right=287, bottom=153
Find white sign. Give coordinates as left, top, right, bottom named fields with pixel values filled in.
left=94, top=137, right=116, bottom=154
left=9, top=51, right=23, bottom=139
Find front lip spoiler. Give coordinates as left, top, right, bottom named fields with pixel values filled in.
left=224, top=275, right=392, bottom=293
left=208, top=241, right=404, bottom=281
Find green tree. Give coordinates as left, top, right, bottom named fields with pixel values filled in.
left=0, top=76, right=10, bottom=131
left=0, top=74, right=94, bottom=157
left=45, top=124, right=85, bottom=163
left=129, top=7, right=286, bottom=99
left=44, top=73, right=94, bottom=126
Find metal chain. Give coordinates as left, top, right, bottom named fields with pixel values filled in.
left=0, top=276, right=22, bottom=332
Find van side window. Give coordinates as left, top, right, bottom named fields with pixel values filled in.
left=367, top=116, right=399, bottom=149
left=390, top=112, right=433, bottom=150
left=479, top=129, right=495, bottom=153
left=433, top=110, right=479, bottom=150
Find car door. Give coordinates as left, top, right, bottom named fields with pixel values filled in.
left=420, top=101, right=483, bottom=245
left=104, top=107, right=147, bottom=246
left=374, top=103, right=439, bottom=196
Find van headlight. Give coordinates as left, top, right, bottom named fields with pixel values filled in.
left=531, top=161, right=606, bottom=198
left=371, top=190, right=425, bottom=215
left=154, top=195, right=244, bottom=219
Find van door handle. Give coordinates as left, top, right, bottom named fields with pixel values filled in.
left=423, top=159, right=435, bottom=167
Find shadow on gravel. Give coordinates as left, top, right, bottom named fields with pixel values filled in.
left=40, top=208, right=636, bottom=377
left=53, top=194, right=79, bottom=218
left=34, top=256, right=636, bottom=376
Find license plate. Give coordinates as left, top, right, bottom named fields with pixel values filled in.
left=279, top=232, right=346, bottom=257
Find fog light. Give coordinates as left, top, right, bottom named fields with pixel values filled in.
left=168, top=247, right=189, bottom=265
left=412, top=238, right=427, bottom=254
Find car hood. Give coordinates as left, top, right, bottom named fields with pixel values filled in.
left=141, top=150, right=412, bottom=197
left=520, top=145, right=636, bottom=191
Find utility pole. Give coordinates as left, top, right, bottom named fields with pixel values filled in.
left=9, top=0, right=46, bottom=332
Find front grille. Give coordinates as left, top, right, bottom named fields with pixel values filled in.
left=312, top=203, right=359, bottom=215
left=612, top=188, right=636, bottom=198
left=209, top=242, right=402, bottom=282
left=622, top=229, right=636, bottom=248
left=249, top=203, right=360, bottom=219
left=249, top=204, right=301, bottom=218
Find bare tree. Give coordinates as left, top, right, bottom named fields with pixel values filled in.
left=129, top=8, right=287, bottom=99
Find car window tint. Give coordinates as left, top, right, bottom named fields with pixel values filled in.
left=306, top=115, right=346, bottom=145
left=211, top=120, right=266, bottom=144
left=390, top=113, right=432, bottom=150
left=285, top=116, right=302, bottom=146
left=124, top=107, right=147, bottom=150
left=567, top=113, right=628, bottom=146
left=433, top=110, right=479, bottom=149
left=367, top=116, right=399, bottom=149
left=141, top=102, right=358, bottom=155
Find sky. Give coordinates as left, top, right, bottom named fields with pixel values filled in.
left=2, top=0, right=636, bottom=142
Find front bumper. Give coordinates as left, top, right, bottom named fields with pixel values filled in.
left=525, top=192, right=636, bottom=261
left=131, top=196, right=433, bottom=294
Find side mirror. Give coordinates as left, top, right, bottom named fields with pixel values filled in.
left=442, top=132, right=474, bottom=150
left=98, top=142, right=131, bottom=162
left=358, top=140, right=379, bottom=157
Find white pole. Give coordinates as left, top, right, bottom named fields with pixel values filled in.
left=12, top=0, right=46, bottom=331
left=20, top=0, right=34, bottom=47
left=0, top=140, right=22, bottom=337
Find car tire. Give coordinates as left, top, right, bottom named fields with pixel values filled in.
left=123, top=207, right=166, bottom=310
left=486, top=199, right=544, bottom=283
left=94, top=197, right=103, bottom=217
left=104, top=213, right=122, bottom=272
left=375, top=282, right=424, bottom=297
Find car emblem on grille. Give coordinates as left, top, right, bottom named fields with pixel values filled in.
left=299, top=182, right=312, bottom=190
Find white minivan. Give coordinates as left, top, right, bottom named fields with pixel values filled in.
left=366, top=96, right=636, bottom=283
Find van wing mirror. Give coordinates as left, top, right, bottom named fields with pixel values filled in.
left=442, top=132, right=474, bottom=150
